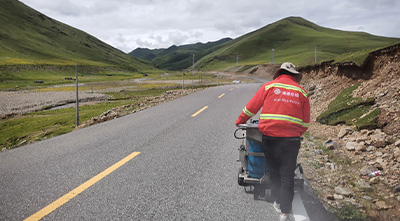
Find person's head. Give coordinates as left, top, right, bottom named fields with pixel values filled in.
left=273, top=62, right=302, bottom=82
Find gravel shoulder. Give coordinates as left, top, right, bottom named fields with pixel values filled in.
left=0, top=91, right=108, bottom=118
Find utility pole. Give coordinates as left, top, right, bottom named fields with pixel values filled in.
left=270, top=48, right=275, bottom=64
left=182, top=72, right=185, bottom=89
left=192, top=53, right=195, bottom=75
left=75, top=64, right=79, bottom=126
left=315, top=46, right=317, bottom=63
left=236, top=55, right=239, bottom=65
left=192, top=54, right=195, bottom=89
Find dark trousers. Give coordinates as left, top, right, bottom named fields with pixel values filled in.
left=262, top=135, right=300, bottom=214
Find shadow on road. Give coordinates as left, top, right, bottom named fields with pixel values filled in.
left=239, top=181, right=337, bottom=221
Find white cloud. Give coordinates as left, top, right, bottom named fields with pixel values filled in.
left=19, top=0, right=400, bottom=53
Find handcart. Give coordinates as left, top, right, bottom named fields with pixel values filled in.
left=234, top=120, right=304, bottom=199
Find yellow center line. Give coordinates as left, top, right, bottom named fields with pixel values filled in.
left=229, top=88, right=234, bottom=91
left=25, top=151, right=141, bottom=221
left=218, top=93, right=225, bottom=98
left=191, top=106, right=208, bottom=117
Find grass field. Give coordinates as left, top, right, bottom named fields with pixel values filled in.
left=1, top=68, right=124, bottom=90
left=0, top=99, right=139, bottom=149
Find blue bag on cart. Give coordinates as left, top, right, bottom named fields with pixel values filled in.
left=246, top=139, right=268, bottom=178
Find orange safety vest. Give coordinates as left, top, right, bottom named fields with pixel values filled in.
left=235, top=75, right=310, bottom=137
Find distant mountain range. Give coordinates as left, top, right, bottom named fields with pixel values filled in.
left=0, top=0, right=155, bottom=72
left=129, top=38, right=232, bottom=70
left=1, top=0, right=399, bottom=72
left=130, top=17, right=400, bottom=71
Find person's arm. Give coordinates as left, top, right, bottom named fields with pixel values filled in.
left=300, top=97, right=310, bottom=135
left=235, top=86, right=266, bottom=125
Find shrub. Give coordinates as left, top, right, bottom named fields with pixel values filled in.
left=336, top=203, right=367, bottom=221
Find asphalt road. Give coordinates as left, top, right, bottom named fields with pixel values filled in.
left=0, top=83, right=323, bottom=220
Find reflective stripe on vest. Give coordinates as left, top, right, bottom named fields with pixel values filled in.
left=265, top=83, right=308, bottom=98
left=260, top=114, right=309, bottom=128
left=243, top=106, right=256, bottom=117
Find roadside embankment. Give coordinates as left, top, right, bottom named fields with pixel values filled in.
left=299, top=44, right=400, bottom=220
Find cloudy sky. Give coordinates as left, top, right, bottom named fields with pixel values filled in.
left=19, top=0, right=400, bottom=53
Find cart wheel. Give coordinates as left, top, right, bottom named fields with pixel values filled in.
left=238, top=177, right=245, bottom=186
left=238, top=167, right=245, bottom=186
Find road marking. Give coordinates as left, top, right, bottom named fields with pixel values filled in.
left=229, top=88, right=234, bottom=91
left=218, top=93, right=225, bottom=98
left=25, top=151, right=141, bottom=221
left=292, top=192, right=310, bottom=221
left=191, top=106, right=208, bottom=117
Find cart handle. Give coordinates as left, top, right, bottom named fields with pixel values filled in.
left=235, top=119, right=259, bottom=139
left=234, top=128, right=245, bottom=139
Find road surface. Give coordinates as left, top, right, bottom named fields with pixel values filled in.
left=0, top=83, right=329, bottom=220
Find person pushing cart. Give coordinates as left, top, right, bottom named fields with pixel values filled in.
left=235, top=62, right=310, bottom=221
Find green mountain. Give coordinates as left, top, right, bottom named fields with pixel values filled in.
left=0, top=0, right=154, bottom=72
left=196, top=17, right=400, bottom=71
left=129, top=38, right=232, bottom=70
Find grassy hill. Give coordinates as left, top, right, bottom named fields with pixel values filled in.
left=195, top=17, right=400, bottom=71
left=129, top=38, right=232, bottom=70
left=0, top=0, right=154, bottom=71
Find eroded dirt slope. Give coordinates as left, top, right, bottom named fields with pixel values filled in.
left=299, top=44, right=400, bottom=220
